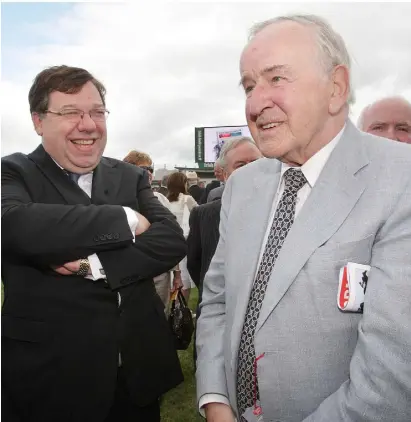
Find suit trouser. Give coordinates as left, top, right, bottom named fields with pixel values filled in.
left=104, top=367, right=160, bottom=422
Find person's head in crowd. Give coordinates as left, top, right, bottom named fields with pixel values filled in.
left=161, top=175, right=169, bottom=187
left=213, top=160, right=224, bottom=181
left=123, top=150, right=154, bottom=183
left=219, top=136, right=263, bottom=181
left=198, top=181, right=205, bottom=188
left=167, top=172, right=188, bottom=202
left=358, top=97, right=411, bottom=144
left=186, top=171, right=199, bottom=187
left=29, top=65, right=109, bottom=174
left=240, top=14, right=352, bottom=166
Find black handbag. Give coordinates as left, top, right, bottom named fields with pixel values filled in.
left=169, top=288, right=194, bottom=350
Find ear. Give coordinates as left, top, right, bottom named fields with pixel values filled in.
left=223, top=169, right=229, bottom=182
left=31, top=113, right=44, bottom=136
left=329, top=65, right=350, bottom=115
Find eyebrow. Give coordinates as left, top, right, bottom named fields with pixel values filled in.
left=239, top=64, right=292, bottom=87
left=60, top=103, right=104, bottom=109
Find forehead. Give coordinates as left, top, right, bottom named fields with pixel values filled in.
left=365, top=100, right=411, bottom=125
left=240, top=21, right=318, bottom=73
left=48, top=81, right=103, bottom=108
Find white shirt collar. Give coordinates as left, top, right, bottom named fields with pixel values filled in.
left=51, top=158, right=93, bottom=176
left=280, top=124, right=346, bottom=188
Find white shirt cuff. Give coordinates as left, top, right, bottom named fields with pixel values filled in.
left=198, top=394, right=232, bottom=418
left=86, top=254, right=106, bottom=280
left=123, top=206, right=139, bottom=242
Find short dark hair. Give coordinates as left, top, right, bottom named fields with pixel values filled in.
left=167, top=172, right=188, bottom=202
left=28, top=65, right=106, bottom=114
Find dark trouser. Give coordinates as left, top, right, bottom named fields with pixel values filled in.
left=105, top=367, right=160, bottom=422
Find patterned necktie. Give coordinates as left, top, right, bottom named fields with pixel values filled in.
left=236, top=168, right=307, bottom=419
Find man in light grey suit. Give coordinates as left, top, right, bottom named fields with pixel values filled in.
left=196, top=14, right=411, bottom=422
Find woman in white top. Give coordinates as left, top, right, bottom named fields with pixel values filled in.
left=167, top=172, right=198, bottom=300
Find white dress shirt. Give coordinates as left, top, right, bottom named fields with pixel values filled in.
left=198, top=125, right=345, bottom=417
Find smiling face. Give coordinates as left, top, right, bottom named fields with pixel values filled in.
left=240, top=21, right=349, bottom=165
left=32, top=81, right=107, bottom=173
left=361, top=98, right=411, bottom=144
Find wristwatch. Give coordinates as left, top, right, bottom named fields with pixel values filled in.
left=76, top=258, right=90, bottom=277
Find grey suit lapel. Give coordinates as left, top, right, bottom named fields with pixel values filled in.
left=256, top=121, right=370, bottom=333
left=230, top=158, right=282, bottom=361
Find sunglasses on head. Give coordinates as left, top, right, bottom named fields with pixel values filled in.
left=140, top=165, right=154, bottom=174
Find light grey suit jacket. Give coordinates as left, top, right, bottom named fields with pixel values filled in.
left=196, top=121, right=411, bottom=421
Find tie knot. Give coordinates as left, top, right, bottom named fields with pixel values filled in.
left=283, top=168, right=307, bottom=193
left=66, top=171, right=80, bottom=184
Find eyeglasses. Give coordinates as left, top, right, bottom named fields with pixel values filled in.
left=45, top=109, right=110, bottom=122
left=140, top=166, right=154, bottom=174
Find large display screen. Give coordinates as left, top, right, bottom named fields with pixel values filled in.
left=195, top=125, right=252, bottom=164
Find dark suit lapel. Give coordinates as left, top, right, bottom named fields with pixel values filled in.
left=256, top=121, right=370, bottom=333
left=28, top=144, right=91, bottom=205
left=91, top=158, right=122, bottom=205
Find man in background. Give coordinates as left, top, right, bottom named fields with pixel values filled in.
left=358, top=96, right=411, bottom=144
left=200, top=160, right=224, bottom=204
left=157, top=175, right=169, bottom=197
left=187, top=137, right=262, bottom=290
left=2, top=65, right=186, bottom=422
left=188, top=172, right=205, bottom=204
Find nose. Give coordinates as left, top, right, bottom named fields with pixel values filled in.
left=77, top=112, right=97, bottom=132
left=384, top=126, right=397, bottom=141
left=246, top=84, right=274, bottom=120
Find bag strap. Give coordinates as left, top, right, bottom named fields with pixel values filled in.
left=177, top=288, right=188, bottom=308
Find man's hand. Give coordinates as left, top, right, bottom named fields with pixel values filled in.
left=135, top=212, right=151, bottom=235
left=51, top=260, right=90, bottom=276
left=204, top=403, right=235, bottom=422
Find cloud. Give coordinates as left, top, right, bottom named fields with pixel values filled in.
left=2, top=2, right=411, bottom=168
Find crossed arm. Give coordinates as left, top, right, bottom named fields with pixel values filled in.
left=1, top=159, right=187, bottom=288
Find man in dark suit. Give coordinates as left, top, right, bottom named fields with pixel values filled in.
left=1, top=65, right=187, bottom=422
left=187, top=137, right=261, bottom=364
left=199, top=161, right=224, bottom=204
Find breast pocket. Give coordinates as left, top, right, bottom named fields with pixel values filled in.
left=311, top=234, right=374, bottom=267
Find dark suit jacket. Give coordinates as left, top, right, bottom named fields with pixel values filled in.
left=186, top=199, right=221, bottom=297
left=199, top=180, right=220, bottom=204
left=1, top=145, right=187, bottom=422
left=188, top=184, right=204, bottom=204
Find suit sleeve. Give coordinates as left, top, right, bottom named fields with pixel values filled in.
left=303, top=177, right=411, bottom=422
left=1, top=157, right=133, bottom=265
left=186, top=206, right=202, bottom=287
left=196, top=179, right=232, bottom=404
left=97, top=171, right=187, bottom=290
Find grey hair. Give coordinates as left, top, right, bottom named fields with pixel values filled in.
left=219, top=136, right=256, bottom=169
left=249, top=14, right=355, bottom=105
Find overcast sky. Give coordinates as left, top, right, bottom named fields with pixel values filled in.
left=2, top=1, right=411, bottom=169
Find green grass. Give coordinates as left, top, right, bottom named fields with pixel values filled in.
left=161, top=287, right=203, bottom=422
